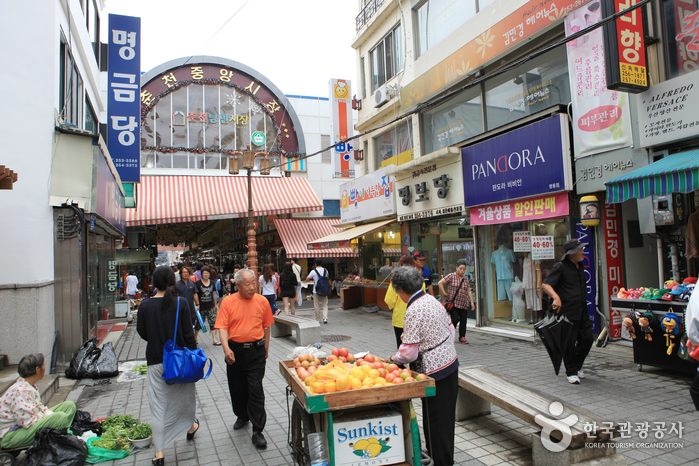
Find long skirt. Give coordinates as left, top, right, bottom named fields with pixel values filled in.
left=146, top=363, right=196, bottom=451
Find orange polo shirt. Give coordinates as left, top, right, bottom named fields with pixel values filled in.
left=214, top=293, right=274, bottom=343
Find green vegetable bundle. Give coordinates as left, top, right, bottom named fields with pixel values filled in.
left=128, top=423, right=152, bottom=440
left=132, top=365, right=147, bottom=374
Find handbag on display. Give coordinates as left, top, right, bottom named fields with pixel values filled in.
left=162, top=298, right=213, bottom=385
left=443, top=276, right=466, bottom=312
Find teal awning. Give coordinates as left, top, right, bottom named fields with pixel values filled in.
left=604, top=149, right=699, bottom=203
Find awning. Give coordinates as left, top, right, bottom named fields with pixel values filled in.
left=125, top=175, right=323, bottom=226
left=605, top=150, right=699, bottom=203
left=382, top=247, right=401, bottom=256
left=307, top=218, right=395, bottom=250
left=275, top=219, right=357, bottom=258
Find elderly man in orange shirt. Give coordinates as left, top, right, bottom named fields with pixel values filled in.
left=215, top=268, right=274, bottom=449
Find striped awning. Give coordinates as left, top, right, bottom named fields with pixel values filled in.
left=382, top=247, right=401, bottom=256
left=275, top=218, right=357, bottom=258
left=125, top=175, right=323, bottom=226
left=605, top=150, right=699, bottom=203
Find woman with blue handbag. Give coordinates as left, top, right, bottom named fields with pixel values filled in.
left=137, top=266, right=201, bottom=466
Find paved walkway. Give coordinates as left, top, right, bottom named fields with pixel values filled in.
left=74, top=299, right=698, bottom=465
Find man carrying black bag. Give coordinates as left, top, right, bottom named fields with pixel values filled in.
left=541, top=239, right=594, bottom=385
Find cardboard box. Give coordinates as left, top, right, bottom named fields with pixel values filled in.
left=332, top=410, right=405, bottom=466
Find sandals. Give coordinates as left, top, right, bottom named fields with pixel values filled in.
left=187, top=419, right=200, bottom=440
left=152, top=459, right=164, bottom=466
left=213, top=342, right=222, bottom=346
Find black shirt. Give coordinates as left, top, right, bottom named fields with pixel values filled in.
left=176, top=279, right=198, bottom=317
left=196, top=280, right=216, bottom=310
left=543, top=258, right=587, bottom=320
left=136, top=297, right=196, bottom=365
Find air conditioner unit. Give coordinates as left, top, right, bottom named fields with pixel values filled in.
left=374, top=84, right=390, bottom=107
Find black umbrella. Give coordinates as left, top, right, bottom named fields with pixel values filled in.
left=535, top=314, right=574, bottom=375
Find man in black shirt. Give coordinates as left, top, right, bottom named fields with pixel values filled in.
left=542, top=239, right=594, bottom=384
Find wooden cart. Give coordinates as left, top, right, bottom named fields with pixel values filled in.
left=280, top=360, right=436, bottom=466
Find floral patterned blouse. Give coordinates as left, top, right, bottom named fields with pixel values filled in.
left=0, top=378, right=51, bottom=438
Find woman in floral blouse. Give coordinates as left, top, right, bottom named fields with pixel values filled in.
left=0, top=354, right=76, bottom=449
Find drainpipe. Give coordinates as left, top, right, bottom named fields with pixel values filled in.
left=657, top=237, right=664, bottom=286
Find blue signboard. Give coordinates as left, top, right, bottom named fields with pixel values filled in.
left=576, top=220, right=598, bottom=333
left=461, top=114, right=571, bottom=207
left=107, top=14, right=141, bottom=183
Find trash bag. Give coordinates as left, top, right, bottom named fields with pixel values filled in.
left=70, top=410, right=102, bottom=436
left=65, top=339, right=119, bottom=379
left=23, top=428, right=87, bottom=466
left=85, top=437, right=130, bottom=463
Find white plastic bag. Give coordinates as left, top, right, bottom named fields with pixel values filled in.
left=286, top=345, right=328, bottom=360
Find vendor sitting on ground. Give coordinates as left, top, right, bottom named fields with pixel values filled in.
left=0, top=353, right=77, bottom=450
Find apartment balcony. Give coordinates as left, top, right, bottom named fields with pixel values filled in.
left=356, top=0, right=385, bottom=32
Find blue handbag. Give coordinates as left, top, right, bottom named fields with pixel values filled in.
left=162, top=298, right=213, bottom=385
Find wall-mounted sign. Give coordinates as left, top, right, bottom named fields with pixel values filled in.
left=108, top=14, right=141, bottom=183
left=636, top=72, right=699, bottom=147
left=565, top=3, right=633, bottom=159
left=602, top=0, right=649, bottom=93
left=461, top=114, right=572, bottom=207
left=340, top=166, right=395, bottom=223
left=576, top=220, right=599, bottom=333
left=604, top=201, right=624, bottom=340
left=531, top=236, right=555, bottom=260
left=513, top=231, right=532, bottom=252
left=470, top=192, right=569, bottom=226
left=396, top=156, right=465, bottom=222
left=329, top=78, right=355, bottom=178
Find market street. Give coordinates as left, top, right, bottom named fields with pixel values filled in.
left=71, top=300, right=698, bottom=466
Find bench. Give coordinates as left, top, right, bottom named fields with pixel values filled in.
left=456, top=366, right=624, bottom=466
left=271, top=315, right=321, bottom=347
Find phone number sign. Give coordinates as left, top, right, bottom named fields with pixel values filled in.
left=531, top=236, right=555, bottom=260
left=513, top=231, right=532, bottom=252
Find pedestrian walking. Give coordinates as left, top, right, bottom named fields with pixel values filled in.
left=136, top=266, right=200, bottom=466
left=385, top=254, right=425, bottom=348
left=279, top=262, right=299, bottom=315
left=258, top=264, right=279, bottom=315
left=541, top=239, right=594, bottom=384
left=196, top=266, right=220, bottom=345
left=291, top=258, right=303, bottom=306
left=215, top=269, right=274, bottom=449
left=413, top=251, right=434, bottom=295
left=305, top=259, right=330, bottom=324
left=438, top=259, right=475, bottom=345
left=385, top=266, right=458, bottom=466
left=176, top=265, right=200, bottom=344
left=126, top=270, right=139, bottom=298
left=270, top=263, right=281, bottom=295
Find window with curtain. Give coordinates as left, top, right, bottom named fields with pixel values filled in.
left=370, top=24, right=403, bottom=93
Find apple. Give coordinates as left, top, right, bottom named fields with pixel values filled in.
left=332, top=348, right=340, bottom=357
left=300, top=354, right=310, bottom=362
left=392, top=370, right=401, bottom=378
left=339, top=348, right=349, bottom=358
left=307, top=366, right=316, bottom=375
left=364, top=354, right=376, bottom=364
left=392, top=377, right=404, bottom=384
left=301, top=360, right=310, bottom=368
left=405, top=376, right=415, bottom=382
left=400, top=371, right=410, bottom=380
left=327, top=355, right=337, bottom=362
left=415, top=374, right=427, bottom=381
left=385, top=373, right=396, bottom=383
left=378, top=368, right=387, bottom=378
left=386, top=364, right=399, bottom=373
left=339, top=356, right=347, bottom=363
left=373, top=362, right=384, bottom=370
left=356, top=358, right=364, bottom=365
left=347, top=354, right=356, bottom=363
left=293, top=358, right=300, bottom=366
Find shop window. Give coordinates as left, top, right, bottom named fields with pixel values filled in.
left=484, top=46, right=571, bottom=131
left=374, top=122, right=413, bottom=170
left=422, top=86, right=483, bottom=154
left=59, top=36, right=84, bottom=129
left=84, top=97, right=97, bottom=134
left=662, top=0, right=699, bottom=79
left=415, top=0, right=476, bottom=57
left=370, top=24, right=403, bottom=93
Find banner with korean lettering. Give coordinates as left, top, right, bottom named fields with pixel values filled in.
left=340, top=166, right=395, bottom=224
left=576, top=219, right=599, bottom=333
left=108, top=14, right=141, bottom=183
left=565, top=4, right=633, bottom=159
left=601, top=0, right=649, bottom=93
left=604, top=202, right=624, bottom=339
left=330, top=79, right=355, bottom=179
left=470, top=192, right=569, bottom=226
left=461, top=114, right=572, bottom=207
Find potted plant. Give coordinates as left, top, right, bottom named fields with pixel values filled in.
left=128, top=423, right=152, bottom=448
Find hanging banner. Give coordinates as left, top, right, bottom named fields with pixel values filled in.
left=470, top=192, right=569, bottom=226
left=340, top=166, right=395, bottom=224
left=107, top=14, right=141, bottom=183
left=604, top=201, right=624, bottom=339
left=601, top=0, right=649, bottom=93
left=576, top=219, right=599, bottom=334
left=329, top=78, right=355, bottom=179
left=565, top=4, right=633, bottom=159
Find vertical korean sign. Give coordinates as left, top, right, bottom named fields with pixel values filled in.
left=108, top=14, right=141, bottom=183
left=576, top=220, right=599, bottom=333
left=602, top=0, right=649, bottom=93
left=565, top=4, right=633, bottom=158
left=604, top=202, right=624, bottom=339
left=329, top=79, right=355, bottom=179
left=672, top=0, right=699, bottom=75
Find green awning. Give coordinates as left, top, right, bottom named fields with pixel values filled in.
left=604, top=149, right=699, bottom=203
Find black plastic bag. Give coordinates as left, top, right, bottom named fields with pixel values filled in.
left=70, top=410, right=102, bottom=436
left=65, top=339, right=119, bottom=379
left=24, top=428, right=87, bottom=466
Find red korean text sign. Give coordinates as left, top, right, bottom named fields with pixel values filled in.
left=602, top=0, right=649, bottom=93
left=604, top=202, right=624, bottom=339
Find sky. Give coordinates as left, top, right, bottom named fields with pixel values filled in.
left=102, top=0, right=359, bottom=98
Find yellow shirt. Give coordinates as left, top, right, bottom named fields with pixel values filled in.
left=385, top=282, right=426, bottom=328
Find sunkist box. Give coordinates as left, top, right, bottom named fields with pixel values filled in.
left=332, top=410, right=405, bottom=466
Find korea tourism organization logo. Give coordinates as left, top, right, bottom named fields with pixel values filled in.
left=535, top=402, right=578, bottom=452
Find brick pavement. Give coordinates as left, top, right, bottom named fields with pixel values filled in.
left=76, top=300, right=699, bottom=465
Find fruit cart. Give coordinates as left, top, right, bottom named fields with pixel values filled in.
left=280, top=360, right=436, bottom=466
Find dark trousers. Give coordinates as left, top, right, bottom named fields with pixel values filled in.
left=690, top=371, right=699, bottom=410
left=423, top=369, right=458, bottom=466
left=226, top=342, right=267, bottom=432
left=563, top=316, right=594, bottom=377
left=393, top=326, right=403, bottom=349
left=450, top=307, right=468, bottom=338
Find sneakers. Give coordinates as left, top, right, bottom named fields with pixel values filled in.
left=323, top=319, right=328, bottom=324
left=459, top=337, right=469, bottom=344
left=567, top=375, right=580, bottom=384
left=252, top=431, right=267, bottom=449
left=577, top=370, right=586, bottom=379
